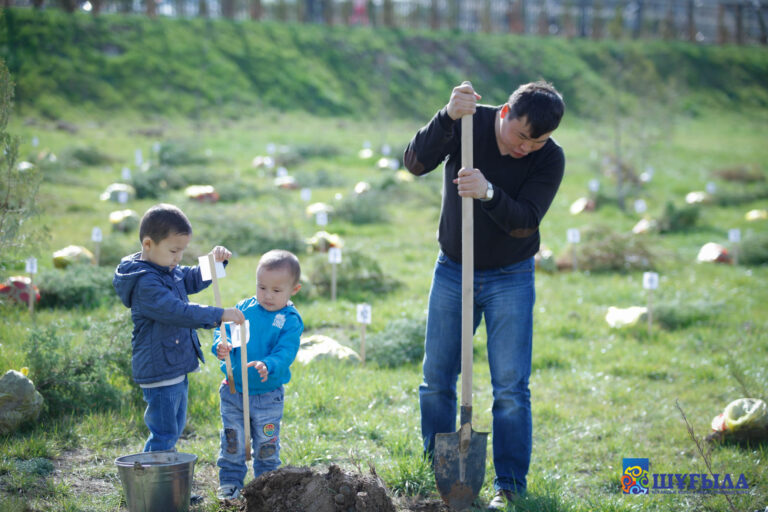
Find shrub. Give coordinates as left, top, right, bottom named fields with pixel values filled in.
left=67, top=146, right=113, bottom=166
left=293, top=168, right=349, bottom=188
left=658, top=201, right=700, bottom=233
left=25, top=314, right=137, bottom=418
left=96, top=235, right=137, bottom=268
left=366, top=314, right=425, bottom=368
left=565, top=225, right=657, bottom=272
left=193, top=208, right=306, bottom=256
left=654, top=299, right=718, bottom=330
left=739, top=232, right=768, bottom=265
left=37, top=264, right=116, bottom=309
left=215, top=180, right=261, bottom=203
left=303, top=249, right=401, bottom=302
left=334, top=191, right=389, bottom=224
left=130, top=164, right=187, bottom=199
left=157, top=140, right=208, bottom=166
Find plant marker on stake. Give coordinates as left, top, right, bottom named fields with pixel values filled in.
left=202, top=253, right=236, bottom=394
left=328, top=247, right=342, bottom=301
left=237, top=322, right=251, bottom=461
left=25, top=257, right=37, bottom=315
left=433, top=82, right=488, bottom=511
left=729, top=228, right=741, bottom=266
left=356, top=303, right=371, bottom=364
left=643, top=271, right=659, bottom=338
left=567, top=228, right=581, bottom=272
left=91, top=227, right=102, bottom=266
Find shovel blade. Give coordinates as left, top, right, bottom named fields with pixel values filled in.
left=434, top=425, right=489, bottom=511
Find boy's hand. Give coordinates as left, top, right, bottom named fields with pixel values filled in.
left=222, top=308, right=245, bottom=324
left=216, top=342, right=232, bottom=360
left=247, top=360, right=269, bottom=382
left=211, top=246, right=232, bottom=263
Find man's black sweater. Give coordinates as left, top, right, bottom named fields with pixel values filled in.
left=403, top=105, right=565, bottom=269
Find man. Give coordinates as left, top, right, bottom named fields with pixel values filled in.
left=403, top=81, right=565, bottom=510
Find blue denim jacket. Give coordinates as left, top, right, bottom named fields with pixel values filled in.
left=113, top=252, right=223, bottom=384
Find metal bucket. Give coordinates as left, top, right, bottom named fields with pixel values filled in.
left=115, top=451, right=197, bottom=512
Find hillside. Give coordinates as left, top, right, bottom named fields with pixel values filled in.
left=3, top=8, right=768, bottom=119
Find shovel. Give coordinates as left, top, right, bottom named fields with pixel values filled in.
left=434, top=87, right=489, bottom=511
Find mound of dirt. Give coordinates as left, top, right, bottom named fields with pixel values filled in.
left=239, top=464, right=451, bottom=512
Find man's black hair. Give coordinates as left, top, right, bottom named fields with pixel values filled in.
left=139, top=203, right=192, bottom=243
left=508, top=81, right=565, bottom=139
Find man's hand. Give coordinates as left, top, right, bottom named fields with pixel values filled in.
left=447, top=83, right=482, bottom=121
left=222, top=308, right=245, bottom=325
left=453, top=167, right=489, bottom=199
left=247, top=360, right=269, bottom=382
left=211, top=246, right=232, bottom=263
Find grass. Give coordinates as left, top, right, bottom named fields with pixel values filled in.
left=1, top=104, right=767, bottom=512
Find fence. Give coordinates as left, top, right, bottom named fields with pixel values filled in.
left=7, top=0, right=768, bottom=45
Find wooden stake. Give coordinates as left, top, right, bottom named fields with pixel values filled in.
left=208, top=253, right=236, bottom=394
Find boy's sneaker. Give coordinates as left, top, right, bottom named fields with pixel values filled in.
left=217, top=485, right=241, bottom=500
left=487, top=489, right=515, bottom=510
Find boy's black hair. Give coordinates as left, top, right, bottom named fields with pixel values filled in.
left=507, top=81, right=565, bottom=139
left=139, top=204, right=192, bottom=243
left=258, top=250, right=301, bottom=285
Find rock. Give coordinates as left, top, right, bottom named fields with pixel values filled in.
left=0, top=276, right=40, bottom=305
left=745, top=209, right=767, bottom=221
left=305, top=202, right=334, bottom=218
left=184, top=185, right=219, bottom=203
left=0, top=370, right=44, bottom=435
left=632, top=218, right=657, bottom=234
left=53, top=245, right=95, bottom=268
left=274, top=176, right=298, bottom=190
left=685, top=191, right=711, bottom=204
left=109, top=209, right=140, bottom=233
left=569, top=197, right=596, bottom=215
left=696, top=242, right=731, bottom=264
left=296, top=335, right=360, bottom=365
left=99, top=183, right=136, bottom=202
left=605, top=306, right=647, bottom=328
left=354, top=181, right=371, bottom=195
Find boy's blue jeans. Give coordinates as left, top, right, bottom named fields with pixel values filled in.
left=419, top=252, right=535, bottom=494
left=217, top=383, right=284, bottom=489
left=142, top=376, right=188, bottom=452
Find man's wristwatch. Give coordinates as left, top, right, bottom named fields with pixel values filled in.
left=481, top=182, right=494, bottom=202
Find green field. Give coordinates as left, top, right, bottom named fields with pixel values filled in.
left=2, top=10, right=768, bottom=512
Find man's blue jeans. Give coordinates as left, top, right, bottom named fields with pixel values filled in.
left=217, top=383, right=284, bottom=489
left=419, top=251, right=535, bottom=493
left=142, top=376, right=188, bottom=452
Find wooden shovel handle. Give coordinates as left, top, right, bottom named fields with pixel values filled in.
left=460, top=86, right=474, bottom=413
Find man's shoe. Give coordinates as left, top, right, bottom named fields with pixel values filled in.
left=190, top=493, right=204, bottom=505
left=487, top=489, right=515, bottom=510
left=216, top=485, right=241, bottom=500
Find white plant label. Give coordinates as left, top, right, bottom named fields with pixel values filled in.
left=91, top=227, right=103, bottom=243
left=121, top=167, right=132, bottom=181
left=567, top=228, right=581, bottom=244
left=300, top=188, right=312, bottom=201
left=634, top=199, right=647, bottom=214
left=316, top=211, right=328, bottom=226
left=706, top=182, right=717, bottom=194
left=32, top=136, right=39, bottom=147
left=135, top=149, right=143, bottom=167
left=228, top=320, right=250, bottom=348
left=328, top=247, right=342, bottom=264
left=266, top=143, right=276, bottom=155
left=356, top=303, right=372, bottom=324
left=588, top=179, right=600, bottom=193
left=728, top=228, right=741, bottom=243
left=277, top=167, right=288, bottom=178
left=117, top=191, right=129, bottom=204
left=198, top=256, right=226, bottom=281
left=381, top=144, right=391, bottom=156
left=25, top=257, right=38, bottom=275
left=643, top=271, right=659, bottom=290
left=152, top=142, right=161, bottom=154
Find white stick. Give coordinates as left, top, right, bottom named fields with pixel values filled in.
left=208, top=253, right=236, bottom=394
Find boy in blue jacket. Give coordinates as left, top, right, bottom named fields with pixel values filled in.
left=113, top=203, right=245, bottom=454
left=212, top=249, right=304, bottom=501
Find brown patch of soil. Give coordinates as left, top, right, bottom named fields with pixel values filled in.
left=235, top=465, right=450, bottom=512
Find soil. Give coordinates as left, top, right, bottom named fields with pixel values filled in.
left=231, top=464, right=451, bottom=512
